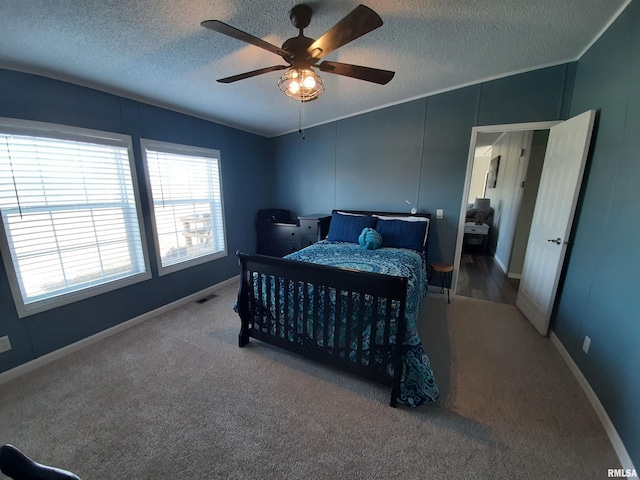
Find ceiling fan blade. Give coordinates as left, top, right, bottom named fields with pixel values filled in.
left=318, top=61, right=395, bottom=85
left=306, top=5, right=383, bottom=60
left=202, top=20, right=291, bottom=62
left=217, top=65, right=288, bottom=84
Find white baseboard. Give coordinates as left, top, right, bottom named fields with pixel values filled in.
left=493, top=255, right=508, bottom=275
left=507, top=273, right=522, bottom=280
left=0, top=275, right=239, bottom=385
left=550, top=331, right=636, bottom=471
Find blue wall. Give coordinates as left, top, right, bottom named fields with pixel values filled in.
left=271, top=2, right=639, bottom=464
left=0, top=69, right=271, bottom=373
left=272, top=64, right=573, bottom=270
left=2, top=1, right=638, bottom=465
left=555, top=0, right=640, bottom=467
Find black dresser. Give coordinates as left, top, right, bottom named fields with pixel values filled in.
left=257, top=212, right=331, bottom=257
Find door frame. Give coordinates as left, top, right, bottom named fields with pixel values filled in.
left=452, top=120, right=561, bottom=296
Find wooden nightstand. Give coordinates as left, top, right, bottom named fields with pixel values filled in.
left=298, top=214, right=331, bottom=249
left=256, top=213, right=331, bottom=257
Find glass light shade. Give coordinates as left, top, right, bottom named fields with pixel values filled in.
left=278, top=68, right=324, bottom=102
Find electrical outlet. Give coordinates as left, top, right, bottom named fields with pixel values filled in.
left=0, top=335, right=11, bottom=353
left=436, top=209, right=444, bottom=219
left=582, top=336, right=591, bottom=354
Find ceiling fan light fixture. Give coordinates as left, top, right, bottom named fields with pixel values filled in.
left=278, top=68, right=324, bottom=102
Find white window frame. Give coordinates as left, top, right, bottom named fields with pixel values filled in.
left=140, top=139, right=227, bottom=276
left=0, top=117, right=151, bottom=318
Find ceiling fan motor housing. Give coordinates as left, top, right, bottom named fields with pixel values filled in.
left=284, top=5, right=317, bottom=67
left=281, top=35, right=315, bottom=67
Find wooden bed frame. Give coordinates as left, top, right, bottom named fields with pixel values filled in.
left=235, top=211, right=431, bottom=407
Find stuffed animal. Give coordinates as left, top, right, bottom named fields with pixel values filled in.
left=358, top=227, right=382, bottom=250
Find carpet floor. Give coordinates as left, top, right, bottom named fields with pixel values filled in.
left=0, top=283, right=619, bottom=479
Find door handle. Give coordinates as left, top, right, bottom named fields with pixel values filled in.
left=547, top=238, right=562, bottom=245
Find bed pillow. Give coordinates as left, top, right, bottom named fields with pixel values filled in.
left=375, top=215, right=430, bottom=243
left=375, top=218, right=429, bottom=252
left=336, top=210, right=366, bottom=216
left=327, top=212, right=377, bottom=243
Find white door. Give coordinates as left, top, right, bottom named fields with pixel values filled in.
left=516, top=110, right=595, bottom=335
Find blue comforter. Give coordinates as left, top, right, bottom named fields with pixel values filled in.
left=284, top=241, right=439, bottom=406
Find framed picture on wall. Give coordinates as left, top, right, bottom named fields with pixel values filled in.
left=486, top=155, right=500, bottom=189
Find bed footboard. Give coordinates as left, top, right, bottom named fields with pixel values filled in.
left=236, top=251, right=408, bottom=407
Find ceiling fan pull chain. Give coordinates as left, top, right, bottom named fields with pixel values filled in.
left=298, top=100, right=306, bottom=140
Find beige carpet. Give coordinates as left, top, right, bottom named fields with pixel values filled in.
left=0, top=284, right=619, bottom=479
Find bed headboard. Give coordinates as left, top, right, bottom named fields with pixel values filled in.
left=331, top=209, right=432, bottom=260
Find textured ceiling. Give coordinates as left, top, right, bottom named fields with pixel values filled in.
left=0, top=0, right=629, bottom=137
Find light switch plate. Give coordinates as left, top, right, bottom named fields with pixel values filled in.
left=0, top=335, right=11, bottom=353
left=436, top=209, right=443, bottom=219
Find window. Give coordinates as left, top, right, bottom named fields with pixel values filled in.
left=0, top=118, right=150, bottom=317
left=141, top=139, right=227, bottom=275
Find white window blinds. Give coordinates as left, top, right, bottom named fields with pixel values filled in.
left=0, top=118, right=150, bottom=317
left=141, top=139, right=226, bottom=274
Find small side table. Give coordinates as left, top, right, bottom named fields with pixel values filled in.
left=429, top=262, right=453, bottom=303
left=463, top=222, right=490, bottom=253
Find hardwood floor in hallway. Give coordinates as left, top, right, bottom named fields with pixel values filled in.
left=456, top=252, right=520, bottom=304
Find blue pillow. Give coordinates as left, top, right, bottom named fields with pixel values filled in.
left=327, top=212, right=377, bottom=243
left=376, top=219, right=428, bottom=252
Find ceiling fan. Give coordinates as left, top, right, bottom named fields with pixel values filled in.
left=201, top=4, right=395, bottom=102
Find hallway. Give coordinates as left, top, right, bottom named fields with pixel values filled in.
left=456, top=252, right=520, bottom=304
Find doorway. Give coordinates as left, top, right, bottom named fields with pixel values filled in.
left=452, top=121, right=559, bottom=304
